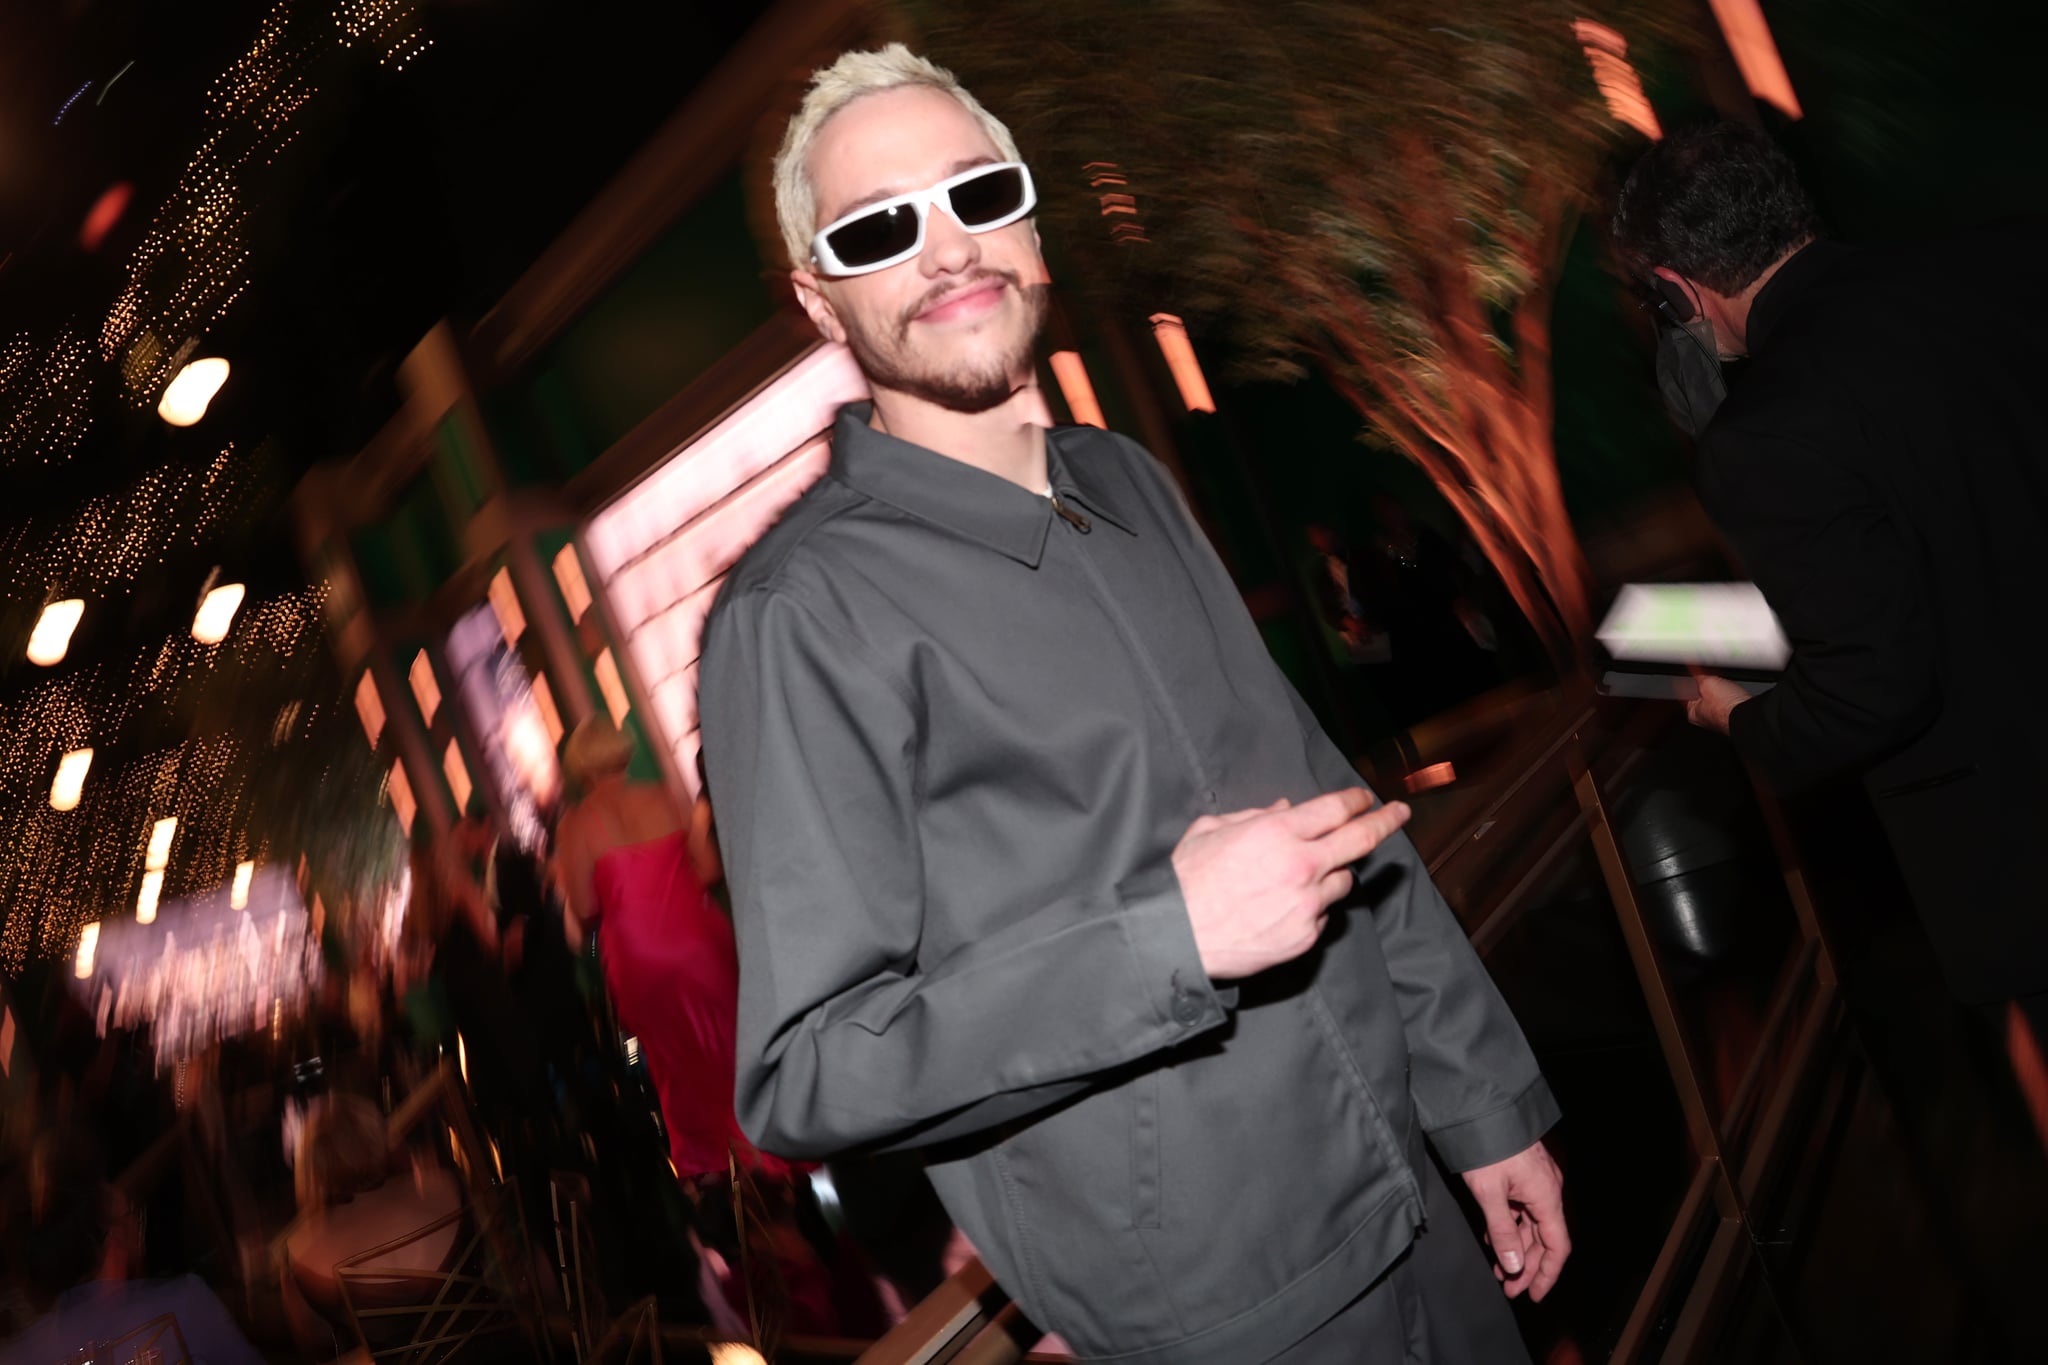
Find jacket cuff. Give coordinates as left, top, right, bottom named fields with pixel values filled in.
left=1426, top=1077, right=1563, bottom=1172
left=1117, top=864, right=1237, bottom=1034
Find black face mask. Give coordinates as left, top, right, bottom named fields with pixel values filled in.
left=1655, top=315, right=1727, bottom=438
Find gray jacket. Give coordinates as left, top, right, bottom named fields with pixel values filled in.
left=699, top=405, right=1558, bottom=1362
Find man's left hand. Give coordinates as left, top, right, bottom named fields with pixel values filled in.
left=1686, top=673, right=1751, bottom=736
left=1461, top=1140, right=1570, bottom=1302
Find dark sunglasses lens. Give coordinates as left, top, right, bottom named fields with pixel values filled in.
left=946, top=166, right=1027, bottom=227
left=826, top=202, right=922, bottom=268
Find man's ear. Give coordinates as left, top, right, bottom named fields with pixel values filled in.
left=791, top=269, right=846, bottom=344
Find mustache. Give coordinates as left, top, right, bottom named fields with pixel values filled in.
left=898, top=268, right=1021, bottom=331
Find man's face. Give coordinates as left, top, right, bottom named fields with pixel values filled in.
left=794, top=85, right=1049, bottom=413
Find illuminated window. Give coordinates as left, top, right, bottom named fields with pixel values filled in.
left=1149, top=315, right=1217, bottom=413
left=409, top=650, right=442, bottom=727
left=444, top=740, right=474, bottom=815
left=1049, top=352, right=1107, bottom=428
left=354, top=671, right=387, bottom=748
left=388, top=763, right=417, bottom=835
left=487, top=566, right=527, bottom=645
left=552, top=545, right=593, bottom=624
left=530, top=672, right=565, bottom=746
left=1574, top=19, right=1663, bottom=140
left=593, top=649, right=632, bottom=727
left=582, top=343, right=868, bottom=787
left=1708, top=0, right=1803, bottom=118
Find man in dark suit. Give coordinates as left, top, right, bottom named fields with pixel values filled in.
left=1613, top=123, right=2048, bottom=1029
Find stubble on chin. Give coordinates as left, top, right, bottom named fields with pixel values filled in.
left=843, top=277, right=1050, bottom=415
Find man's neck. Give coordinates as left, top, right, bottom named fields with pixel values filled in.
left=868, top=382, right=1049, bottom=492
left=1722, top=238, right=1813, bottom=355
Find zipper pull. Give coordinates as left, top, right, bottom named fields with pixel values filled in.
left=1051, top=491, right=1091, bottom=533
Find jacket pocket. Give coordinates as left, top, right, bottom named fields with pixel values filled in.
left=1131, top=1068, right=1161, bottom=1228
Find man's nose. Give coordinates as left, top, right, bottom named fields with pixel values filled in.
left=919, top=206, right=980, bottom=277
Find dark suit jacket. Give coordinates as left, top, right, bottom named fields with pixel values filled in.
left=1697, top=230, right=2048, bottom=1002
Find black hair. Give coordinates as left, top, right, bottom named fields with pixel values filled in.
left=1613, top=122, right=1821, bottom=295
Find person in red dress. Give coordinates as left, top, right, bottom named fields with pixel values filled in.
left=554, top=718, right=778, bottom=1184
left=555, top=719, right=841, bottom=1336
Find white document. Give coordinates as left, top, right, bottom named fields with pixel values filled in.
left=1596, top=582, right=1791, bottom=670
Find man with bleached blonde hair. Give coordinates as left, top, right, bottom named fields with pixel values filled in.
left=701, top=44, right=1566, bottom=1362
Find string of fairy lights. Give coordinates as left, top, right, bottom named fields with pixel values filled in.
left=101, top=0, right=429, bottom=406
left=0, top=583, right=343, bottom=973
left=0, top=0, right=435, bottom=971
left=0, top=326, right=99, bottom=473
left=0, top=445, right=255, bottom=608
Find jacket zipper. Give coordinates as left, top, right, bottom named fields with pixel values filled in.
left=1050, top=490, right=1092, bottom=533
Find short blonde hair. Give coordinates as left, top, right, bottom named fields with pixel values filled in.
left=771, top=43, right=1023, bottom=270
left=564, top=715, right=634, bottom=784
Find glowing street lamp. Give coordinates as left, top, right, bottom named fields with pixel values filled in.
left=192, top=583, right=245, bottom=644
left=158, top=357, right=230, bottom=427
left=146, top=817, right=178, bottom=871
left=137, top=869, right=164, bottom=924
left=27, top=600, right=84, bottom=666
left=231, top=860, right=255, bottom=911
left=51, top=748, right=93, bottom=811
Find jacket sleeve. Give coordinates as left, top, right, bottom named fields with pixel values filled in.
left=699, top=583, right=1231, bottom=1161
left=1283, top=682, right=1561, bottom=1172
left=1698, top=428, right=1941, bottom=790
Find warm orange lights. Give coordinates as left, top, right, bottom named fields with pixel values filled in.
left=51, top=748, right=94, bottom=811
left=191, top=582, right=245, bottom=643
left=231, top=860, right=255, bottom=911
left=145, top=817, right=178, bottom=871
left=409, top=650, right=442, bottom=726
left=75, top=922, right=100, bottom=979
left=553, top=545, right=593, bottom=624
left=354, top=670, right=387, bottom=748
left=530, top=673, right=565, bottom=747
left=1404, top=762, right=1459, bottom=794
left=27, top=599, right=84, bottom=666
left=1574, top=19, right=1663, bottom=140
left=1149, top=315, right=1217, bottom=414
left=388, top=763, right=417, bottom=834
left=137, top=869, right=165, bottom=924
left=158, top=357, right=231, bottom=427
left=443, top=740, right=474, bottom=815
left=1049, top=352, right=1108, bottom=428
left=594, top=649, right=632, bottom=727
left=487, top=567, right=527, bottom=645
left=1708, top=0, right=1803, bottom=119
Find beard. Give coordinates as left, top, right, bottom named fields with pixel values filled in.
left=840, top=271, right=1049, bottom=414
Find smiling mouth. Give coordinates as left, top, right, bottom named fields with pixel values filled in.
left=912, top=276, right=1009, bottom=324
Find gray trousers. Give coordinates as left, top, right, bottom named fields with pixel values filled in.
left=1267, top=1159, right=1533, bottom=1364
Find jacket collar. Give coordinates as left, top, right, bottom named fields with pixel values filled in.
left=828, top=402, right=1134, bottom=565
left=1745, top=239, right=1843, bottom=354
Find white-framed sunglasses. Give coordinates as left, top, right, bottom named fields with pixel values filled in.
left=810, top=161, right=1037, bottom=277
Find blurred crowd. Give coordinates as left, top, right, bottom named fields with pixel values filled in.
left=0, top=715, right=971, bottom=1365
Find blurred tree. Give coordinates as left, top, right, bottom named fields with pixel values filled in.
left=906, top=0, right=1686, bottom=654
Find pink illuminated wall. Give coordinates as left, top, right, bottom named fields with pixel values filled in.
left=583, top=343, right=870, bottom=794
